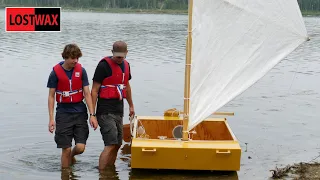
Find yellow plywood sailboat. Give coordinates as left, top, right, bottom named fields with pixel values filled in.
left=123, top=0, right=309, bottom=171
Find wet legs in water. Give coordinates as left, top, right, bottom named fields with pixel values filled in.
left=61, top=143, right=86, bottom=168
left=99, top=145, right=121, bottom=170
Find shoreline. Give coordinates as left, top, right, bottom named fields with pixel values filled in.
left=1, top=5, right=188, bottom=15
left=270, top=162, right=320, bottom=179
left=270, top=154, right=320, bottom=179
left=62, top=7, right=188, bottom=15
left=1, top=5, right=320, bottom=16
left=63, top=7, right=320, bottom=16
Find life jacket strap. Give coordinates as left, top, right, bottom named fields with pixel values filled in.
left=100, top=84, right=126, bottom=100
left=56, top=89, right=83, bottom=97
left=56, top=89, right=83, bottom=103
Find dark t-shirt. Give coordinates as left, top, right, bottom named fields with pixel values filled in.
left=92, top=56, right=132, bottom=116
left=47, top=61, right=89, bottom=113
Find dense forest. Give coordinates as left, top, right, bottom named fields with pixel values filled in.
left=1, top=0, right=320, bottom=12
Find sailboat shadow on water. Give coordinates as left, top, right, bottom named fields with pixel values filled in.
left=129, top=168, right=239, bottom=180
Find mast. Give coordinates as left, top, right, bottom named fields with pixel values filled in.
left=182, top=0, right=193, bottom=141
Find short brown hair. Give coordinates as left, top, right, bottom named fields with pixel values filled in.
left=112, top=41, right=127, bottom=52
left=61, top=44, right=82, bottom=59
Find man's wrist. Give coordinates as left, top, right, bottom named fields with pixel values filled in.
left=90, top=113, right=96, bottom=117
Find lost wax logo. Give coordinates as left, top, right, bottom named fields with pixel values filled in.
left=6, top=7, right=60, bottom=32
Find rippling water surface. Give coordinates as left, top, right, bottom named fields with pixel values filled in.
left=0, top=10, right=319, bottom=180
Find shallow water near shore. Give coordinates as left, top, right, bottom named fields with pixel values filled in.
left=0, top=10, right=320, bottom=180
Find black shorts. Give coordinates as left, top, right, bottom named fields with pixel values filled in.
left=54, top=112, right=89, bottom=149
left=97, top=113, right=123, bottom=146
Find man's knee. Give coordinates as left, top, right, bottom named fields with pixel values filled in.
left=75, top=143, right=86, bottom=154
left=109, top=145, right=121, bottom=155
left=62, top=147, right=71, bottom=155
left=104, top=145, right=116, bottom=151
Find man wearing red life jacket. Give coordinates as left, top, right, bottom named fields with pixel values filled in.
left=91, top=41, right=135, bottom=170
left=47, top=44, right=98, bottom=169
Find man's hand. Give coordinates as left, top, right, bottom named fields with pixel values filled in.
left=48, top=120, right=55, bottom=133
left=89, top=116, right=98, bottom=130
left=129, top=106, right=135, bottom=117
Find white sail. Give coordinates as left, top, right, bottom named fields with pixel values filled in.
left=188, top=0, right=308, bottom=131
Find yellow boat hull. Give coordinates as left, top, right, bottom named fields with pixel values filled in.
left=129, top=116, right=241, bottom=171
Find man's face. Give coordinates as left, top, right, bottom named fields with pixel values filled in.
left=65, top=57, right=78, bottom=67
left=112, top=51, right=127, bottom=64
left=113, top=56, right=125, bottom=64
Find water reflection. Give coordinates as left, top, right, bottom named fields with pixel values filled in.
left=61, top=168, right=81, bottom=180
left=129, top=169, right=238, bottom=180
left=99, top=166, right=120, bottom=180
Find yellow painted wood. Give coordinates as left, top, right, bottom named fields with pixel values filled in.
left=131, top=139, right=241, bottom=171
left=130, top=116, right=242, bottom=171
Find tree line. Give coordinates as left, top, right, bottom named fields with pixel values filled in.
left=1, top=0, right=320, bottom=11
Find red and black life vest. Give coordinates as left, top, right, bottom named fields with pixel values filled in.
left=99, top=57, right=129, bottom=100
left=53, top=63, right=83, bottom=103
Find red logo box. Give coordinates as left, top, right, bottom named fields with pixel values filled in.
left=6, top=7, right=61, bottom=32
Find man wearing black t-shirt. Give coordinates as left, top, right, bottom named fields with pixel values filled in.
left=91, top=41, right=135, bottom=170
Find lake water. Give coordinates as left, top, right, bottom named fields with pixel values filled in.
left=0, top=10, right=319, bottom=180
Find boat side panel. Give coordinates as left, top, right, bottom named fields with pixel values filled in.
left=131, top=139, right=241, bottom=171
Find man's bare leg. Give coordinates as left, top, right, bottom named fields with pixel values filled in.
left=61, top=147, right=72, bottom=169
left=111, top=145, right=121, bottom=164
left=99, top=145, right=118, bottom=170
left=70, top=143, right=86, bottom=165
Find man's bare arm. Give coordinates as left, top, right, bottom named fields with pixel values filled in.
left=126, top=81, right=133, bottom=108
left=91, top=81, right=101, bottom=113
left=83, top=85, right=95, bottom=115
left=48, top=88, right=56, bottom=133
left=48, top=88, right=55, bottom=122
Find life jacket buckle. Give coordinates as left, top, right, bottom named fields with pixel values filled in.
left=119, top=84, right=124, bottom=90
left=62, top=91, right=70, bottom=97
